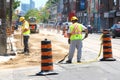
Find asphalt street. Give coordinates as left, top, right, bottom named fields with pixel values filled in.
left=0, top=29, right=120, bottom=80
left=0, top=58, right=120, bottom=80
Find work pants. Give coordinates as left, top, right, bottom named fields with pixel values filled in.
left=23, top=36, right=29, bottom=52
left=68, top=40, right=83, bottom=61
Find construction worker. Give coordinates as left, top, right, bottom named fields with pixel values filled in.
left=19, top=17, right=30, bottom=55
left=66, top=16, right=88, bottom=63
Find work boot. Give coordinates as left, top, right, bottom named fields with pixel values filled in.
left=77, top=60, right=81, bottom=63
left=24, top=51, right=29, bottom=55
left=20, top=51, right=26, bottom=54
left=66, top=60, right=72, bottom=63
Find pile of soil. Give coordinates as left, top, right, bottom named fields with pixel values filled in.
left=0, top=29, right=69, bottom=69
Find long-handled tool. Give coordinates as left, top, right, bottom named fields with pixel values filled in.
left=58, top=33, right=103, bottom=64
left=58, top=33, right=87, bottom=63
left=58, top=43, right=102, bottom=64
left=21, top=34, right=23, bottom=46
left=58, top=54, right=68, bottom=63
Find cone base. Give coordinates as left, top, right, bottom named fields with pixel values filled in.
left=100, top=58, right=116, bottom=61
left=36, top=71, right=58, bottom=76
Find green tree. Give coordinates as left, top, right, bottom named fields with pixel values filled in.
left=45, top=0, right=59, bottom=8
left=42, top=0, right=59, bottom=22
left=7, top=0, right=20, bottom=13
left=24, top=9, right=41, bottom=23
left=39, top=7, right=50, bottom=23
left=12, top=0, right=21, bottom=20
left=7, top=0, right=20, bottom=21
left=13, top=0, right=20, bottom=10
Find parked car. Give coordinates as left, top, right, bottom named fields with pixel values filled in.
left=87, top=25, right=93, bottom=34
left=62, top=22, right=72, bottom=30
left=62, top=22, right=72, bottom=29
left=48, top=21, right=56, bottom=27
left=62, top=22, right=72, bottom=26
left=61, top=22, right=72, bottom=36
left=110, top=24, right=120, bottom=38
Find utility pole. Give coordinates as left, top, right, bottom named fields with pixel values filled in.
left=9, top=0, right=13, bottom=27
left=87, top=0, right=91, bottom=25
left=0, top=0, right=7, bottom=55
left=97, top=0, right=100, bottom=32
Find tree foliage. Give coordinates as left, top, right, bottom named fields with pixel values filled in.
left=19, top=0, right=59, bottom=23
left=39, top=7, right=50, bottom=23
left=38, top=0, right=59, bottom=23
left=7, top=0, right=20, bottom=24
left=45, top=0, right=59, bottom=8
left=24, top=9, right=41, bottom=23
left=13, top=0, right=20, bottom=10
left=7, top=0, right=20, bottom=20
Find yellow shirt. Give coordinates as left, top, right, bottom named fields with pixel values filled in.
left=22, top=20, right=30, bottom=36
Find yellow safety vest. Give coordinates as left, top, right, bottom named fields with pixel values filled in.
left=69, top=23, right=83, bottom=40
left=22, top=20, right=30, bottom=35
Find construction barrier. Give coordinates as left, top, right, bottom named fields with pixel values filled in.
left=6, top=27, right=11, bottom=36
left=11, top=26, right=14, bottom=34
left=100, top=29, right=116, bottom=61
left=6, top=26, right=14, bottom=36
left=36, top=39, right=58, bottom=76
left=62, top=26, right=68, bottom=38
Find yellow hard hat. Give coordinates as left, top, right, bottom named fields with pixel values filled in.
left=71, top=16, right=78, bottom=21
left=19, top=17, right=25, bottom=22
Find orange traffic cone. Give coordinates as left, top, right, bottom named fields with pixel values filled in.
left=36, top=39, right=58, bottom=76
left=100, top=29, right=116, bottom=61
left=64, top=31, right=68, bottom=38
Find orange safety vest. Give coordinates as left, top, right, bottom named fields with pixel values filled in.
left=70, top=23, right=83, bottom=40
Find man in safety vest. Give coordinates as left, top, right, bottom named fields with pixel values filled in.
left=19, top=17, right=30, bottom=55
left=66, top=16, right=88, bottom=63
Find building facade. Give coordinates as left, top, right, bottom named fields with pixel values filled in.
left=49, top=0, right=120, bottom=32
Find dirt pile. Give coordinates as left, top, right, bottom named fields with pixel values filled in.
left=0, top=29, right=68, bottom=69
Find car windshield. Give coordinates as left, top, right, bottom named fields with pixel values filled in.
left=29, top=17, right=36, bottom=23
left=111, top=24, right=120, bottom=29
left=63, top=22, right=72, bottom=26
left=116, top=24, right=120, bottom=28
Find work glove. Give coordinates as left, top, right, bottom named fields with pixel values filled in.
left=84, top=33, right=88, bottom=38
left=68, top=38, right=70, bottom=44
left=83, top=33, right=88, bottom=40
